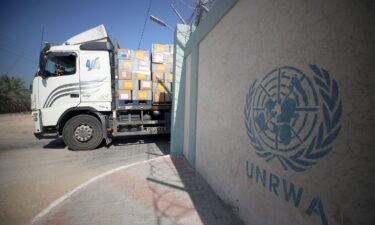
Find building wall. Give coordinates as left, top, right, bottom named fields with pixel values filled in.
left=189, top=0, right=375, bottom=225
left=183, top=53, right=192, bottom=158
left=171, top=24, right=190, bottom=155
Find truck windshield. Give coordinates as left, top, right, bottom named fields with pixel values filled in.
left=45, top=54, right=76, bottom=76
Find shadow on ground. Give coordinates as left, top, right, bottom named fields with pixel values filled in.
left=43, top=138, right=66, bottom=149
left=42, top=134, right=170, bottom=155
left=109, top=134, right=170, bottom=155
left=145, top=156, right=244, bottom=225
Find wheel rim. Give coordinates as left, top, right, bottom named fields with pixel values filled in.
left=74, top=124, right=93, bottom=142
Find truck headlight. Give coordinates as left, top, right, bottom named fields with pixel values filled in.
left=32, top=112, right=39, bottom=121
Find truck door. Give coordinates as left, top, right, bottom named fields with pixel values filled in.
left=38, top=51, right=80, bottom=126
left=79, top=50, right=111, bottom=107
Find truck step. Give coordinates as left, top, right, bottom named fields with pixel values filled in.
left=118, top=100, right=152, bottom=106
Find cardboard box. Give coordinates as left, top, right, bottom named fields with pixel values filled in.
left=135, top=58, right=150, bottom=67
left=134, top=72, right=151, bottom=80
left=153, top=92, right=165, bottom=103
left=117, top=49, right=133, bottom=60
left=152, top=52, right=164, bottom=63
left=118, top=90, right=132, bottom=100
left=134, top=50, right=150, bottom=60
left=153, top=92, right=172, bottom=103
left=167, top=54, right=173, bottom=64
left=152, top=44, right=169, bottom=53
left=140, top=80, right=152, bottom=90
left=152, top=63, right=172, bottom=73
left=118, top=70, right=133, bottom=80
left=118, top=80, right=139, bottom=90
left=118, top=59, right=150, bottom=72
left=133, top=59, right=150, bottom=73
left=151, top=52, right=174, bottom=64
left=152, top=63, right=166, bottom=72
left=153, top=82, right=171, bottom=92
left=152, top=72, right=164, bottom=82
left=133, top=90, right=152, bottom=100
left=166, top=73, right=173, bottom=82
left=118, top=59, right=133, bottom=71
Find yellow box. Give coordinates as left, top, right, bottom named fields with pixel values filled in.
left=157, top=64, right=166, bottom=72
left=134, top=50, right=147, bottom=59
left=133, top=90, right=152, bottom=100
left=122, top=60, right=132, bottom=69
left=118, top=80, right=139, bottom=90
left=153, top=82, right=171, bottom=92
left=124, top=81, right=133, bottom=89
left=154, top=44, right=167, bottom=52
left=139, top=92, right=147, bottom=98
left=134, top=72, right=151, bottom=80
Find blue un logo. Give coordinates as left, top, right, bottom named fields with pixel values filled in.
left=244, top=65, right=342, bottom=172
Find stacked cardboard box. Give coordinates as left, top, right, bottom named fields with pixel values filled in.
left=117, top=49, right=152, bottom=104
left=151, top=44, right=173, bottom=104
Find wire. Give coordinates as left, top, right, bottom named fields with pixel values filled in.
left=138, top=0, right=153, bottom=50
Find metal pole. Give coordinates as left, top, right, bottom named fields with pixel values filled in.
left=171, top=3, right=186, bottom=24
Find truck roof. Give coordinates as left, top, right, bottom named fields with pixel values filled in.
left=64, top=24, right=108, bottom=45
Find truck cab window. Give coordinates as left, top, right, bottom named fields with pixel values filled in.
left=45, top=54, right=76, bottom=76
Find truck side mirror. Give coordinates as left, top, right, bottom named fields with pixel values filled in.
left=37, top=70, right=46, bottom=79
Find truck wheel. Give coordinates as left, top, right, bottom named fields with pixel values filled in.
left=63, top=115, right=103, bottom=150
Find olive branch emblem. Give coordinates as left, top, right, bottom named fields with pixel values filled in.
left=244, top=65, right=342, bottom=172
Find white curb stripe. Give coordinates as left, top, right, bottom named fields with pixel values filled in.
left=27, top=155, right=169, bottom=225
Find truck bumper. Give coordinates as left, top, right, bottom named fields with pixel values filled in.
left=32, top=110, right=42, bottom=133
left=32, top=110, right=59, bottom=139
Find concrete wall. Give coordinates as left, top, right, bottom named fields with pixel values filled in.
left=181, top=0, right=375, bottom=224
left=183, top=53, right=192, bottom=158
left=171, top=24, right=190, bottom=155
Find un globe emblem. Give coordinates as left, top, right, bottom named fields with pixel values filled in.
left=244, top=65, right=342, bottom=172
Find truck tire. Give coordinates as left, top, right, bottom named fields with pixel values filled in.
left=62, top=115, right=103, bottom=150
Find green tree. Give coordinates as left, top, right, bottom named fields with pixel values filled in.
left=0, top=75, right=30, bottom=113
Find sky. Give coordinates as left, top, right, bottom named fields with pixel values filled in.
left=0, top=0, right=196, bottom=85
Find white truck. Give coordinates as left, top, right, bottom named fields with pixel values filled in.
left=31, top=25, right=172, bottom=150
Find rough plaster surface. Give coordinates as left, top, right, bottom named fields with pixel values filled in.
left=194, top=0, right=375, bottom=224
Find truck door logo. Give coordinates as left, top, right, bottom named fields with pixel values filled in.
left=244, top=65, right=342, bottom=172
left=86, top=57, right=100, bottom=71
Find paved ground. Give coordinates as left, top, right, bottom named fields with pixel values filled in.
left=0, top=113, right=170, bottom=225
left=29, top=155, right=242, bottom=225
left=0, top=113, right=242, bottom=225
